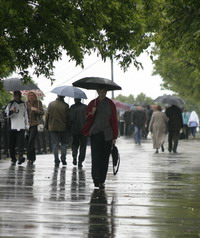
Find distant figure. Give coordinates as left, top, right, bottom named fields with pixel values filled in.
left=124, top=111, right=132, bottom=136
left=45, top=95, right=70, bottom=167
left=149, top=105, right=168, bottom=153
left=188, top=111, right=199, bottom=139
left=182, top=109, right=190, bottom=139
left=145, top=105, right=153, bottom=139
left=69, top=98, right=87, bottom=168
left=26, top=91, right=44, bottom=164
left=5, top=91, right=29, bottom=165
left=131, top=105, right=146, bottom=145
left=165, top=105, right=183, bottom=153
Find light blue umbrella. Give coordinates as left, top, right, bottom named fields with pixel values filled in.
left=51, top=86, right=87, bottom=99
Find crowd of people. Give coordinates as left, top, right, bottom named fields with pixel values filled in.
left=122, top=104, right=199, bottom=153
left=3, top=89, right=200, bottom=189
left=4, top=88, right=118, bottom=189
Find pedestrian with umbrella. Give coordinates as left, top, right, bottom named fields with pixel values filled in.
left=47, top=85, right=87, bottom=167
left=73, top=77, right=121, bottom=189
left=165, top=104, right=183, bottom=153
left=45, top=94, right=70, bottom=167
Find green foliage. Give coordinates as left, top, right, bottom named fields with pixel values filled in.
left=0, top=91, right=12, bottom=109
left=0, top=0, right=157, bottom=82
left=115, top=93, right=154, bottom=105
left=152, top=48, right=200, bottom=107
left=152, top=0, right=200, bottom=106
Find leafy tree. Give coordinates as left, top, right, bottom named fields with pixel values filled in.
left=0, top=0, right=158, bottom=86
left=0, top=91, right=12, bottom=109
left=154, top=0, right=200, bottom=66
left=152, top=48, right=200, bottom=107
left=151, top=0, right=200, bottom=105
left=115, top=93, right=154, bottom=105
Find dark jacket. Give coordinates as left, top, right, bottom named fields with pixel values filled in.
left=165, top=105, right=183, bottom=131
left=132, top=110, right=146, bottom=128
left=69, top=102, right=87, bottom=135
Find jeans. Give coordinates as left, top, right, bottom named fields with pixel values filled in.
left=133, top=126, right=142, bottom=144
left=50, top=131, right=68, bottom=163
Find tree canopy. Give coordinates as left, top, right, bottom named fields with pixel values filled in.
left=1, top=0, right=200, bottom=106
left=0, top=0, right=158, bottom=85
left=115, top=93, right=154, bottom=105
left=152, top=0, right=200, bottom=105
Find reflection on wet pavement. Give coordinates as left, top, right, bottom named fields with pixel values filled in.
left=0, top=137, right=200, bottom=237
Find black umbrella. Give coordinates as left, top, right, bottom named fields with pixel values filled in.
left=3, top=78, right=40, bottom=91
left=154, top=95, right=185, bottom=107
left=72, top=77, right=122, bottom=91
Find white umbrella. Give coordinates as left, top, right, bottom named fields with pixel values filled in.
left=51, top=86, right=87, bottom=99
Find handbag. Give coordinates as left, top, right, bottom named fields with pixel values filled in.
left=37, top=122, right=44, bottom=132
left=111, top=144, right=120, bottom=175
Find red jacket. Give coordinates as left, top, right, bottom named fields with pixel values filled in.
left=81, top=97, right=118, bottom=139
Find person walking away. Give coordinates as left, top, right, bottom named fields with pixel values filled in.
left=81, top=88, right=118, bottom=189
left=188, top=110, right=199, bottom=139
left=182, top=109, right=190, bottom=139
left=131, top=105, right=146, bottom=145
left=5, top=91, right=29, bottom=165
left=26, top=91, right=44, bottom=164
left=165, top=104, right=183, bottom=153
left=69, top=98, right=87, bottom=168
left=124, top=111, right=132, bottom=136
left=149, top=105, right=168, bottom=153
left=45, top=95, right=70, bottom=167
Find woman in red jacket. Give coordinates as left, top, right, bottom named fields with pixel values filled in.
left=82, top=88, right=118, bottom=189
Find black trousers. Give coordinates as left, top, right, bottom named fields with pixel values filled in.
left=72, top=134, right=87, bottom=163
left=9, top=129, right=25, bottom=161
left=168, top=130, right=180, bottom=152
left=90, top=132, right=112, bottom=184
left=27, top=125, right=38, bottom=161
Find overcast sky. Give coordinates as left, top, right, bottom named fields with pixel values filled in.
left=31, top=52, right=172, bottom=107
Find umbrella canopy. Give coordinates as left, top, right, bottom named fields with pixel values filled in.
left=112, top=100, right=131, bottom=111
left=72, top=77, right=122, bottom=91
left=154, top=95, right=185, bottom=107
left=21, top=89, right=45, bottom=97
left=3, top=78, right=40, bottom=91
left=51, top=86, right=87, bottom=99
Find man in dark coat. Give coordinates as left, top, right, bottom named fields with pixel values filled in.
left=132, top=105, right=146, bottom=145
left=165, top=104, right=183, bottom=153
left=69, top=98, right=87, bottom=168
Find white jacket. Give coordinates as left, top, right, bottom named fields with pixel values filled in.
left=5, top=100, right=29, bottom=131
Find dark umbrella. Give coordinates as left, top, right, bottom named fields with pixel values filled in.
left=51, top=86, right=87, bottom=99
left=154, top=95, right=185, bottom=107
left=72, top=77, right=122, bottom=91
left=3, top=78, right=40, bottom=91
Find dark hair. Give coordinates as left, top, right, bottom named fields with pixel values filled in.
left=156, top=105, right=162, bottom=111
left=14, top=91, right=21, bottom=95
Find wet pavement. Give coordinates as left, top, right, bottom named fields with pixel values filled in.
left=0, top=137, right=200, bottom=238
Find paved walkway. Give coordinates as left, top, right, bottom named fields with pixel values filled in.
left=0, top=137, right=200, bottom=238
